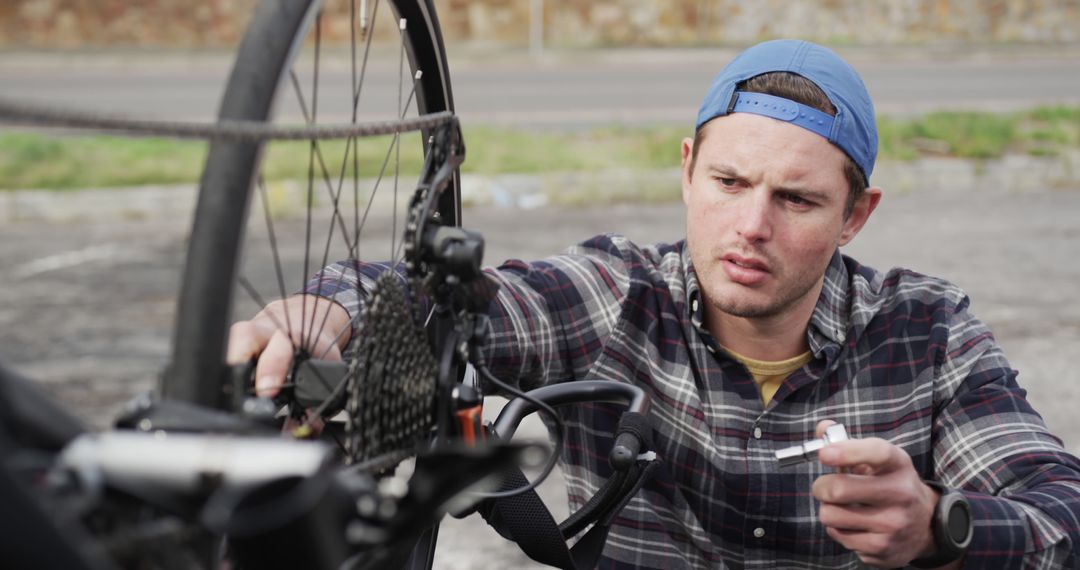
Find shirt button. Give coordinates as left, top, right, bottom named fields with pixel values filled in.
left=691, top=299, right=699, bottom=313
left=753, top=427, right=763, bottom=439
left=753, top=527, right=765, bottom=538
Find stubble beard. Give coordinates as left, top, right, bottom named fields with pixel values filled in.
left=704, top=254, right=825, bottom=320
left=686, top=230, right=828, bottom=321
left=709, top=273, right=818, bottom=319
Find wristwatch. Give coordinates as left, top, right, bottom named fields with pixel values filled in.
left=909, top=480, right=973, bottom=568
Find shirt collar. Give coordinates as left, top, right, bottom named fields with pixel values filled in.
left=807, top=249, right=850, bottom=355
left=682, top=243, right=706, bottom=329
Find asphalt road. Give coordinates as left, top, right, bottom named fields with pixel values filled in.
left=2, top=45, right=1079, bottom=128
left=4, top=187, right=1080, bottom=434
left=2, top=182, right=1079, bottom=568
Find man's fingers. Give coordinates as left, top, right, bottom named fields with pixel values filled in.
left=254, top=330, right=297, bottom=398
left=227, top=320, right=271, bottom=365
left=814, top=419, right=837, bottom=439
left=812, top=472, right=898, bottom=503
left=811, top=429, right=937, bottom=568
left=821, top=505, right=871, bottom=534
left=227, top=295, right=352, bottom=399
left=314, top=332, right=344, bottom=362
left=816, top=487, right=889, bottom=523
left=817, top=437, right=905, bottom=473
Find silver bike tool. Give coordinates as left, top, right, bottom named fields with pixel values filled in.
left=775, top=423, right=849, bottom=468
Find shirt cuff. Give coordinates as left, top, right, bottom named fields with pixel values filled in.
left=960, top=490, right=1040, bottom=569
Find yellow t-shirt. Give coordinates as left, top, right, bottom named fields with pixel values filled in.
left=721, top=346, right=812, bottom=407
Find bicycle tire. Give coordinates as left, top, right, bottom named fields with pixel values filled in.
left=162, top=0, right=459, bottom=409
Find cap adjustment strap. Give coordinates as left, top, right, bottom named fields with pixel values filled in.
left=730, top=91, right=834, bottom=140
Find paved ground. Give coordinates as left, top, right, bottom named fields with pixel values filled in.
left=3, top=45, right=1079, bottom=128
left=1, top=179, right=1079, bottom=567
left=3, top=34, right=1080, bottom=570
left=3, top=44, right=1080, bottom=564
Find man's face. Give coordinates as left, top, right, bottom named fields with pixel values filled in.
left=681, top=113, right=877, bottom=323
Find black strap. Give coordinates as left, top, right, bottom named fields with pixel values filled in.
left=559, top=468, right=630, bottom=538
left=474, top=412, right=658, bottom=570
left=0, top=361, right=85, bottom=450
left=477, top=467, right=576, bottom=568
left=476, top=458, right=657, bottom=570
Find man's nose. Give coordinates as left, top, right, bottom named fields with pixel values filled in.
left=735, top=191, right=773, bottom=242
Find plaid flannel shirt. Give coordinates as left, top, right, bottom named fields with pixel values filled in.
left=312, top=233, right=1080, bottom=569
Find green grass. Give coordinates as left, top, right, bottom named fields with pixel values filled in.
left=883, top=112, right=1014, bottom=158
left=0, top=133, right=210, bottom=189
left=2, top=106, right=1078, bottom=191
left=878, top=105, right=1080, bottom=160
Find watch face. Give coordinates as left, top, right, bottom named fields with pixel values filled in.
left=945, top=496, right=972, bottom=544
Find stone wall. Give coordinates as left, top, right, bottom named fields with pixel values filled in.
left=2, top=0, right=1078, bottom=49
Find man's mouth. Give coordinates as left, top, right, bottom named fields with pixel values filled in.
left=721, top=253, right=771, bottom=286
left=724, top=254, right=768, bottom=272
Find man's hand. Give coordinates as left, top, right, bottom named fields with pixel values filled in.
left=812, top=420, right=951, bottom=569
left=226, top=295, right=352, bottom=398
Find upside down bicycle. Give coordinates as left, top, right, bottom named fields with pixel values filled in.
left=0, top=1, right=655, bottom=568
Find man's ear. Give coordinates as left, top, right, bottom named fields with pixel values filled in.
left=681, top=136, right=694, bottom=206
left=838, top=186, right=882, bottom=246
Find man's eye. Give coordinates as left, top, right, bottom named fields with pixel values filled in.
left=782, top=192, right=814, bottom=207
left=717, top=177, right=737, bottom=187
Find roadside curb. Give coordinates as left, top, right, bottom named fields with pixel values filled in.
left=2, top=151, right=1078, bottom=223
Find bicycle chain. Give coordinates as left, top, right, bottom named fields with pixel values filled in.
left=0, top=97, right=454, bottom=142
left=344, top=270, right=436, bottom=466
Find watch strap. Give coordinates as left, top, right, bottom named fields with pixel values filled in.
left=910, top=480, right=972, bottom=569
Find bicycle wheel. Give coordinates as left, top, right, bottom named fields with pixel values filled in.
left=162, top=0, right=459, bottom=410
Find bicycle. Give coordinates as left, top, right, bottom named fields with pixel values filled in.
left=0, top=1, right=655, bottom=568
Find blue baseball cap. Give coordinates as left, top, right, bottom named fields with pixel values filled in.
left=695, top=39, right=878, bottom=183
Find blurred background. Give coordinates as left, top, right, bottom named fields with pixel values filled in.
left=2, top=0, right=1079, bottom=49
left=2, top=0, right=1079, bottom=198
left=2, top=2, right=1079, bottom=569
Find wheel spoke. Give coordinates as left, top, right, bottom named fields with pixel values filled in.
left=354, top=89, right=417, bottom=251
left=310, top=4, right=420, bottom=355
left=256, top=176, right=295, bottom=339
left=238, top=276, right=280, bottom=330
left=288, top=69, right=356, bottom=251
left=391, top=17, right=407, bottom=264
left=351, top=0, right=361, bottom=266
left=284, top=4, right=407, bottom=361
left=352, top=0, right=381, bottom=118
left=301, top=12, right=325, bottom=351
left=353, top=0, right=381, bottom=255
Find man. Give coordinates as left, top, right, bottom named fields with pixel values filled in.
left=228, top=40, right=1080, bottom=568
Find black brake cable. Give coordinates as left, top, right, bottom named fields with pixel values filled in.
left=468, top=361, right=565, bottom=500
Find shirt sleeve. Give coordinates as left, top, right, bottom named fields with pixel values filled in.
left=479, top=234, right=635, bottom=390
left=303, top=260, right=405, bottom=340
left=303, top=235, right=637, bottom=391
left=932, top=296, right=1080, bottom=568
